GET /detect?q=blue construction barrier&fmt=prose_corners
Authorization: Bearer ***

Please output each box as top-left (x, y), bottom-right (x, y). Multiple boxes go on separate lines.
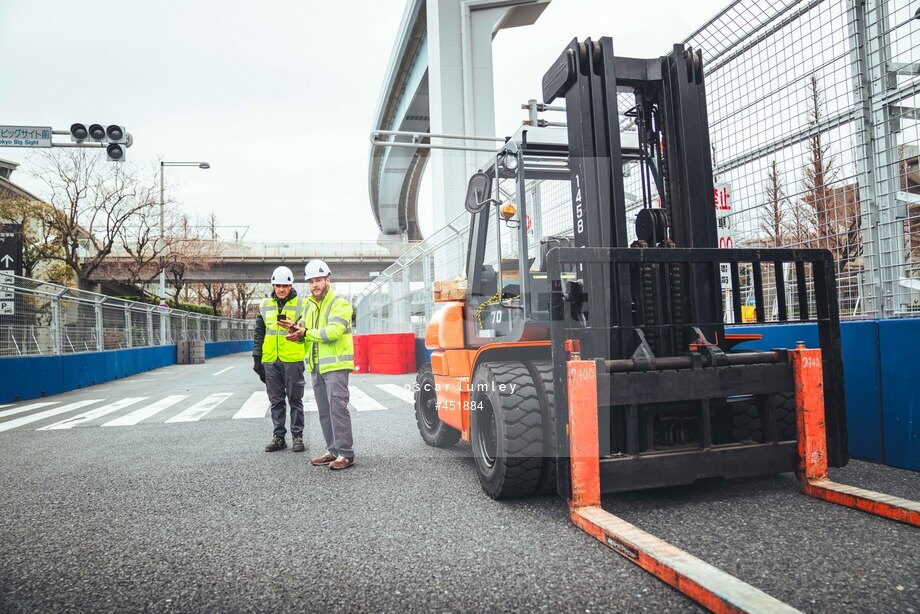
top-left (0, 341), bottom-right (254, 404)
top-left (205, 340), bottom-right (254, 359)
top-left (731, 318), bottom-right (919, 471)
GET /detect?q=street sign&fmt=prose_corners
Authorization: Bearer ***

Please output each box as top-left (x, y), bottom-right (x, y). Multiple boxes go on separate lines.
top-left (714, 183), bottom-right (732, 289)
top-left (157, 301), bottom-right (170, 314)
top-left (0, 126), bottom-right (52, 148)
top-left (0, 224), bottom-right (22, 316)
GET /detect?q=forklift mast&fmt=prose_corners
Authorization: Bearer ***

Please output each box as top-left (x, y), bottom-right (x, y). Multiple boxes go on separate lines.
top-left (544, 37), bottom-right (721, 360)
top-left (540, 37), bottom-right (849, 489)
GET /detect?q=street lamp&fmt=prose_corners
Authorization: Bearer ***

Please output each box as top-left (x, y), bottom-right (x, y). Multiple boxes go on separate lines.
top-left (159, 160), bottom-right (210, 345)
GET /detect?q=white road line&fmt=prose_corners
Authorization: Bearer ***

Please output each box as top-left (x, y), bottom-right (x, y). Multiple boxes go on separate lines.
top-left (166, 393), bottom-right (233, 423)
top-left (233, 391), bottom-right (269, 419)
top-left (103, 395), bottom-right (189, 427)
top-left (349, 387), bottom-right (387, 412)
top-left (213, 367), bottom-right (234, 376)
top-left (0, 404), bottom-right (10, 409)
top-left (376, 384), bottom-right (415, 405)
top-left (0, 401), bottom-right (60, 420)
top-left (0, 400), bottom-right (102, 433)
top-left (304, 393), bottom-right (318, 412)
top-left (39, 398), bottom-right (147, 430)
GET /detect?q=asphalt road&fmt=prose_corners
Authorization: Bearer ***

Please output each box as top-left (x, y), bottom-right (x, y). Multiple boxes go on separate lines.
top-left (0, 352), bottom-right (917, 613)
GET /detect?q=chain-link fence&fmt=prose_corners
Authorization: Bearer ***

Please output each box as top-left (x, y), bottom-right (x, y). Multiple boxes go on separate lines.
top-left (357, 0), bottom-right (920, 331)
top-left (0, 274), bottom-right (254, 357)
top-left (683, 0), bottom-right (920, 318)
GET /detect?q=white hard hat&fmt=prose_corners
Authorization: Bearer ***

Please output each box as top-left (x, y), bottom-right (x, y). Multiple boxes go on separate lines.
top-left (304, 259), bottom-right (331, 281)
top-left (271, 266), bottom-right (295, 285)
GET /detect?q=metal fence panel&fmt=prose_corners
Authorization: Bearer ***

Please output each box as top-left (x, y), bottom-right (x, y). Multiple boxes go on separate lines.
top-left (684, 0), bottom-right (920, 318)
top-left (0, 275), bottom-right (255, 358)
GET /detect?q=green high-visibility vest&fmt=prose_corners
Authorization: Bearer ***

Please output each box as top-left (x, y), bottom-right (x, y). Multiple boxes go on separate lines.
top-left (259, 295), bottom-right (307, 363)
top-left (304, 290), bottom-right (354, 374)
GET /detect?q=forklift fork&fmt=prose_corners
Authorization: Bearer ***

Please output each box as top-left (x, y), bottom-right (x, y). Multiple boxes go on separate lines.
top-left (791, 345), bottom-right (919, 526)
top-left (565, 346), bottom-right (918, 613)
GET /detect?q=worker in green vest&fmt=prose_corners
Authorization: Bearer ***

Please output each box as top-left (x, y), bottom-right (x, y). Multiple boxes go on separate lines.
top-left (285, 259), bottom-right (355, 470)
top-left (253, 266), bottom-right (307, 453)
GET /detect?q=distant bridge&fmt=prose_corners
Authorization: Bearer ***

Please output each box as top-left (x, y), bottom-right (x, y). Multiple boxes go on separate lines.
top-left (91, 241), bottom-right (405, 284)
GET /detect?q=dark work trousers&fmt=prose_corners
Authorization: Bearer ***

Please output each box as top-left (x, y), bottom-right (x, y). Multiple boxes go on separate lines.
top-left (265, 360), bottom-right (305, 439)
top-left (311, 368), bottom-right (353, 458)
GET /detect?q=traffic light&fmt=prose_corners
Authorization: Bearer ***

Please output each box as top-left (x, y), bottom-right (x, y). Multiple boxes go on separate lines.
top-left (70, 123), bottom-right (88, 142)
top-left (88, 124), bottom-right (107, 141)
top-left (105, 125), bottom-right (127, 162)
top-left (68, 122), bottom-right (130, 160)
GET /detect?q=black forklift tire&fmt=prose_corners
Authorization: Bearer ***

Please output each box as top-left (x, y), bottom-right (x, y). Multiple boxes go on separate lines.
top-left (470, 361), bottom-right (545, 499)
top-left (774, 391), bottom-right (798, 441)
top-left (414, 363), bottom-right (461, 448)
top-left (526, 360), bottom-right (558, 495)
top-left (731, 391), bottom-right (797, 443)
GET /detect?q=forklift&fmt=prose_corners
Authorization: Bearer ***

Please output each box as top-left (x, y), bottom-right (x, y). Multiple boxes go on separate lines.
top-left (415, 37), bottom-right (919, 612)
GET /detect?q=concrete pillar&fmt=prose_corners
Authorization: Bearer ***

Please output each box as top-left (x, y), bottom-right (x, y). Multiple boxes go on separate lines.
top-left (428, 0), bottom-right (548, 224)
top-left (427, 0), bottom-right (549, 275)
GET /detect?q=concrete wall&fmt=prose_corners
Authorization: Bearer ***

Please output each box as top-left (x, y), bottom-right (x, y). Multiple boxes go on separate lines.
top-left (0, 341), bottom-right (254, 404)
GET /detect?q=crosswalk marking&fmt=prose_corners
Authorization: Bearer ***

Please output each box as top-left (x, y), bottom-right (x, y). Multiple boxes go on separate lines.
top-left (233, 391), bottom-right (269, 420)
top-left (376, 384), bottom-right (415, 405)
top-left (39, 398), bottom-right (147, 430)
top-left (0, 401), bottom-right (60, 420)
top-left (349, 387), bottom-right (387, 412)
top-left (0, 380), bottom-right (421, 433)
top-left (103, 395), bottom-right (188, 427)
top-left (166, 393), bottom-right (233, 423)
top-left (213, 367), bottom-right (234, 376)
top-left (0, 400), bottom-right (102, 433)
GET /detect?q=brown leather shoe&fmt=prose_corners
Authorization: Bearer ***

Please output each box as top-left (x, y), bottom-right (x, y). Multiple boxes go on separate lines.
top-left (310, 452), bottom-right (337, 466)
top-left (329, 456), bottom-right (355, 471)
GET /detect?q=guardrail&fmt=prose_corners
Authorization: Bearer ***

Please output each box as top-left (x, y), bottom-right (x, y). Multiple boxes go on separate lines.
top-left (107, 240), bottom-right (405, 260)
top-left (0, 274), bottom-right (254, 357)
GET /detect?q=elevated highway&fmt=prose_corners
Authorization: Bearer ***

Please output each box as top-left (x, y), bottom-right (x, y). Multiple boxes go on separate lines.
top-left (368, 0), bottom-right (550, 246)
top-left (91, 241), bottom-right (404, 284)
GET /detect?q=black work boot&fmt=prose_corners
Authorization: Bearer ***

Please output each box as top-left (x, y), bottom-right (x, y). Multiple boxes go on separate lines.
top-left (292, 435), bottom-right (305, 453)
top-left (265, 436), bottom-right (287, 452)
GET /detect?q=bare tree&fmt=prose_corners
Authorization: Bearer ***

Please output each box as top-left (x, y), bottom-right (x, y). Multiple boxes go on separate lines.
top-left (231, 282), bottom-right (260, 318)
top-left (198, 282), bottom-right (231, 316)
top-left (761, 160), bottom-right (788, 248)
top-left (29, 149), bottom-right (158, 289)
top-left (165, 233), bottom-right (214, 304)
top-left (111, 206), bottom-right (191, 293)
top-left (800, 76), bottom-right (863, 270)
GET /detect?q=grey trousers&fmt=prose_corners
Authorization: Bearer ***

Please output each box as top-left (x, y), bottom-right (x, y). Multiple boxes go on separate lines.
top-left (265, 360), bottom-right (305, 438)
top-left (311, 368), bottom-right (353, 458)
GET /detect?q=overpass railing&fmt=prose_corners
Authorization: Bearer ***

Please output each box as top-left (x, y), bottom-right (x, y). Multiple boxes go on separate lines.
top-left (355, 213), bottom-right (470, 336)
top-left (107, 241), bottom-right (395, 260)
top-left (0, 274), bottom-right (254, 357)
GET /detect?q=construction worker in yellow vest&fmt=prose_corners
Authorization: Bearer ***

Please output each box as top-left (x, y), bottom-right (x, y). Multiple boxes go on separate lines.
top-left (253, 266), bottom-right (307, 453)
top-left (285, 259), bottom-right (355, 470)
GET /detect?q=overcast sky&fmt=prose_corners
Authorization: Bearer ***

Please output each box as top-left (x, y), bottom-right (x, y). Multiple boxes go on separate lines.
top-left (0, 0), bottom-right (728, 243)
